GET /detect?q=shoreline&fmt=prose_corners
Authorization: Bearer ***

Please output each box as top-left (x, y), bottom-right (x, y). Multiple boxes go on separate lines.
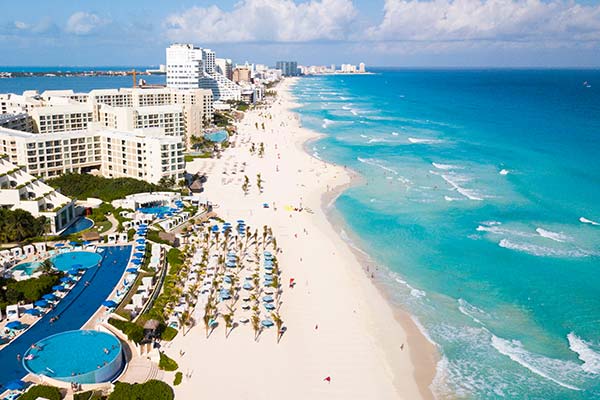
top-left (179, 76), bottom-right (437, 399)
top-left (289, 78), bottom-right (438, 399)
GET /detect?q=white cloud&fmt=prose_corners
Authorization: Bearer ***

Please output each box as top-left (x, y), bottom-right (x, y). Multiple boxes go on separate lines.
top-left (14, 21), bottom-right (29, 30)
top-left (163, 0), bottom-right (357, 43)
top-left (367, 0), bottom-right (600, 45)
top-left (65, 12), bottom-right (109, 35)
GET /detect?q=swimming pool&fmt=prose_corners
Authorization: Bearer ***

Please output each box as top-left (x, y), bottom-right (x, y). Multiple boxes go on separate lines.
top-left (205, 130), bottom-right (228, 143)
top-left (23, 330), bottom-right (123, 384)
top-left (50, 251), bottom-right (102, 272)
top-left (138, 206), bottom-right (176, 218)
top-left (61, 218), bottom-right (94, 236)
top-left (12, 261), bottom-right (42, 276)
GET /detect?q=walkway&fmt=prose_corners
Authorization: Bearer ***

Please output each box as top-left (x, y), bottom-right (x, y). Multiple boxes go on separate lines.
top-left (0, 245), bottom-right (132, 387)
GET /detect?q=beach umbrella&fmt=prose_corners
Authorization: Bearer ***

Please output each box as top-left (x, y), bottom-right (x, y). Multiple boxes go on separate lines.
top-left (135, 246), bottom-right (145, 251)
top-left (54, 243), bottom-right (64, 247)
top-left (42, 294), bottom-right (57, 301)
top-left (223, 276), bottom-right (232, 284)
top-left (237, 219), bottom-right (245, 224)
top-left (102, 300), bottom-right (118, 308)
top-left (34, 300), bottom-right (49, 308)
top-left (211, 225), bottom-right (219, 232)
top-left (264, 265), bottom-right (274, 271)
top-left (5, 321), bottom-right (22, 330)
top-left (69, 241), bottom-right (79, 246)
top-left (262, 295), bottom-right (274, 303)
top-left (264, 303), bottom-right (275, 311)
top-left (83, 240), bottom-right (91, 245)
top-left (4, 380), bottom-right (25, 391)
top-left (24, 308), bottom-right (41, 316)
top-left (67, 269), bottom-right (79, 276)
top-left (52, 285), bottom-right (64, 291)
top-left (139, 224), bottom-right (148, 228)
top-left (264, 251), bottom-right (272, 257)
top-left (72, 264), bottom-right (82, 269)
top-left (243, 283), bottom-right (253, 290)
top-left (133, 252), bottom-right (144, 258)
top-left (131, 259), bottom-right (142, 265)
top-left (126, 267), bottom-right (138, 273)
top-left (59, 276), bottom-right (73, 283)
top-left (261, 319), bottom-right (274, 327)
top-left (136, 238), bottom-right (146, 244)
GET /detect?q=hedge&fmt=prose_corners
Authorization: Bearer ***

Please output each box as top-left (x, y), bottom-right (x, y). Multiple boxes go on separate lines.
top-left (173, 371), bottom-right (183, 386)
top-left (108, 317), bottom-right (144, 344)
top-left (19, 385), bottom-right (61, 400)
top-left (109, 380), bottom-right (174, 400)
top-left (158, 352), bottom-right (179, 371)
top-left (161, 326), bottom-right (178, 341)
top-left (74, 390), bottom-right (103, 400)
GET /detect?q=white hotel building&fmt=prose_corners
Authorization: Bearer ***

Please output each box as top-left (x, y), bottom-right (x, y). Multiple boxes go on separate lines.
top-left (0, 155), bottom-right (75, 234)
top-left (166, 43), bottom-right (241, 101)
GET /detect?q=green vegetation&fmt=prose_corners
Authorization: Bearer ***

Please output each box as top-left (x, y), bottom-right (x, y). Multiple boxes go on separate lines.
top-left (108, 318), bottom-right (144, 344)
top-left (0, 208), bottom-right (47, 243)
top-left (166, 248), bottom-right (183, 271)
top-left (146, 230), bottom-right (172, 246)
top-left (19, 385), bottom-right (61, 400)
top-left (0, 272), bottom-right (62, 311)
top-left (109, 380), bottom-right (174, 400)
top-left (46, 173), bottom-right (171, 202)
top-left (158, 351), bottom-right (179, 371)
top-left (184, 153), bottom-right (212, 162)
top-left (173, 371), bottom-right (183, 386)
top-left (74, 391), bottom-right (103, 400)
top-left (161, 326), bottom-right (178, 341)
top-left (213, 111), bottom-right (233, 127)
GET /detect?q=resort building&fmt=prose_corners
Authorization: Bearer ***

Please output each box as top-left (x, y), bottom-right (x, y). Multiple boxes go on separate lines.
top-left (98, 104), bottom-right (186, 137)
top-left (215, 58), bottom-right (233, 81)
top-left (0, 113), bottom-right (33, 132)
top-left (166, 43), bottom-right (241, 101)
top-left (0, 125), bottom-right (184, 184)
top-left (276, 61), bottom-right (299, 77)
top-left (30, 103), bottom-right (94, 133)
top-left (233, 67), bottom-right (252, 83)
top-left (0, 155), bottom-right (75, 233)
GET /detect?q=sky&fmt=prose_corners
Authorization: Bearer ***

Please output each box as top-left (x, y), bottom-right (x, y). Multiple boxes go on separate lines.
top-left (1, 0), bottom-right (600, 67)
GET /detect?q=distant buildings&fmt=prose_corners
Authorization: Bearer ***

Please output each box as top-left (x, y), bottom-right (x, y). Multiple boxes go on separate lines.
top-left (232, 67), bottom-right (251, 83)
top-left (0, 155), bottom-right (75, 233)
top-left (215, 58), bottom-right (233, 81)
top-left (299, 63), bottom-right (368, 75)
top-left (276, 61), bottom-right (299, 77)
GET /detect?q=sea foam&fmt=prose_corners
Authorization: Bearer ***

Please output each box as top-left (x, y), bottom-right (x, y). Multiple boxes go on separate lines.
top-left (409, 137), bottom-right (443, 144)
top-left (357, 157), bottom-right (398, 175)
top-left (498, 239), bottom-right (592, 258)
top-left (567, 332), bottom-right (600, 374)
top-left (580, 217), bottom-right (600, 226)
top-left (535, 228), bottom-right (571, 243)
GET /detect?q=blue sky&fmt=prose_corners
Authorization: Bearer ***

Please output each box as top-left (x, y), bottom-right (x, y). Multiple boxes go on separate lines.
top-left (1, 0), bottom-right (600, 67)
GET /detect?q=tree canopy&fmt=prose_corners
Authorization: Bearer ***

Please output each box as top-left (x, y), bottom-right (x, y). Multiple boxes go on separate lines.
top-left (0, 208), bottom-right (46, 243)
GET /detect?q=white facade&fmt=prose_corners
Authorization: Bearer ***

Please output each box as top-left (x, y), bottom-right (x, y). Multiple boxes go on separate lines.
top-left (0, 126), bottom-right (184, 184)
top-left (0, 156), bottom-right (75, 233)
top-left (166, 44), bottom-right (241, 101)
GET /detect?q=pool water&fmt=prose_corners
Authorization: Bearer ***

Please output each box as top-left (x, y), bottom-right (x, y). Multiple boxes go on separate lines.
top-left (23, 330), bottom-right (123, 383)
top-left (12, 261), bottom-right (42, 276)
top-left (61, 218), bottom-right (94, 236)
top-left (205, 130), bottom-right (228, 143)
top-left (50, 251), bottom-right (102, 272)
top-left (138, 206), bottom-right (176, 218)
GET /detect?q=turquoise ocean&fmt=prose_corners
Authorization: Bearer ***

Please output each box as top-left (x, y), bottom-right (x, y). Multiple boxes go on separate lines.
top-left (292, 69), bottom-right (600, 399)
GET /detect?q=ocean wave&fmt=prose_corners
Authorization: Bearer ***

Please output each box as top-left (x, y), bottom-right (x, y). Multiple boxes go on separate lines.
top-left (431, 170), bottom-right (484, 201)
top-left (367, 137), bottom-right (389, 143)
top-left (498, 239), bottom-right (593, 258)
top-left (567, 332), bottom-right (600, 374)
top-left (408, 137), bottom-right (443, 144)
top-left (491, 335), bottom-right (582, 391)
top-left (350, 109), bottom-right (358, 116)
top-left (536, 227), bottom-right (571, 243)
top-left (391, 132), bottom-right (399, 136)
top-left (476, 225), bottom-right (536, 238)
top-left (322, 118), bottom-right (332, 129)
top-left (432, 162), bottom-right (462, 170)
top-left (580, 217), bottom-right (600, 226)
top-left (500, 169), bottom-right (510, 175)
top-left (444, 196), bottom-right (461, 202)
top-left (458, 298), bottom-right (488, 325)
top-left (357, 157), bottom-right (398, 175)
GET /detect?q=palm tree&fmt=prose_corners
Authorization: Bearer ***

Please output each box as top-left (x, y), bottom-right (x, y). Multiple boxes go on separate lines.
top-left (271, 312), bottom-right (284, 343)
top-left (222, 312), bottom-right (233, 338)
top-left (251, 313), bottom-right (261, 341)
top-left (179, 310), bottom-right (192, 336)
top-left (37, 258), bottom-right (55, 275)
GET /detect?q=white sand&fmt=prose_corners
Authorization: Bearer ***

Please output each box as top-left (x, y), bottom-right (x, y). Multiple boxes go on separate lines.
top-left (170, 78), bottom-right (436, 399)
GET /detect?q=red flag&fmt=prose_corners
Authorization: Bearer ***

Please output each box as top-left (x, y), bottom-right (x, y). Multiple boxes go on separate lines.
top-left (324, 376), bottom-right (331, 383)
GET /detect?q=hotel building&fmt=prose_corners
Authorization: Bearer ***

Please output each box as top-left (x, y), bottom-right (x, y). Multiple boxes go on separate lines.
top-left (0, 155), bottom-right (75, 234)
top-left (276, 61), bottom-right (299, 77)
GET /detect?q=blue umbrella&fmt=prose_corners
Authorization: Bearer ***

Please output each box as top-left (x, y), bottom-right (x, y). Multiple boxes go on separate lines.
top-left (264, 265), bottom-right (274, 271)
top-left (139, 223), bottom-right (148, 228)
top-left (72, 264), bottom-right (82, 269)
top-left (42, 294), bottom-right (57, 301)
top-left (83, 240), bottom-right (91, 245)
top-left (261, 319), bottom-right (274, 327)
top-left (131, 259), bottom-right (142, 265)
top-left (264, 303), bottom-right (275, 311)
top-left (5, 321), bottom-right (22, 330)
top-left (54, 243), bottom-right (65, 247)
top-left (24, 308), bottom-right (41, 316)
top-left (262, 295), bottom-right (274, 303)
top-left (52, 285), bottom-right (64, 291)
top-left (4, 380), bottom-right (25, 391)
top-left (211, 225), bottom-right (219, 232)
top-left (102, 300), bottom-right (118, 308)
top-left (237, 219), bottom-right (245, 223)
top-left (134, 252), bottom-right (144, 257)
top-left (126, 267), bottom-right (138, 273)
top-left (59, 276), bottom-right (73, 283)
top-left (34, 300), bottom-right (49, 308)
top-left (68, 269), bottom-right (79, 276)
top-left (135, 246), bottom-right (145, 251)
top-left (243, 282), bottom-right (253, 290)
top-left (223, 276), bottom-right (232, 284)
top-left (69, 241), bottom-right (79, 246)
top-left (136, 238), bottom-right (146, 244)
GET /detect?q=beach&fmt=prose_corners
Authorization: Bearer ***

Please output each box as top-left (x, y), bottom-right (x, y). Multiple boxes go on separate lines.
top-left (173, 77), bottom-right (437, 399)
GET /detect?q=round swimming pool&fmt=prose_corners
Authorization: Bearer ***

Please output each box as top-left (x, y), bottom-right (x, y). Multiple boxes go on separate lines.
top-left (50, 251), bottom-right (102, 272)
top-left (61, 217), bottom-right (94, 236)
top-left (205, 130), bottom-right (228, 143)
top-left (23, 330), bottom-right (124, 384)
top-left (138, 205), bottom-right (177, 218)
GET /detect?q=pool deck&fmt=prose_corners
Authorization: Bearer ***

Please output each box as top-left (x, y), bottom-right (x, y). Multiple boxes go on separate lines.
top-left (0, 245), bottom-right (132, 388)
